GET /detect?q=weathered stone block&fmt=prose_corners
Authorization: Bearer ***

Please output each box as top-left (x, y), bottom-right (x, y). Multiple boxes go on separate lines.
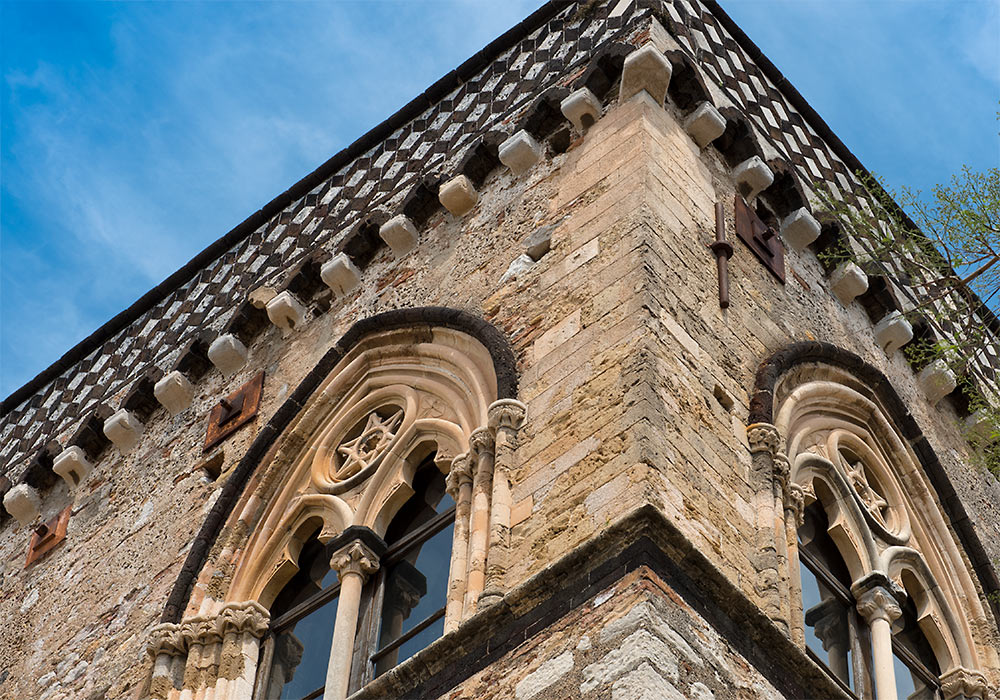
top-left (873, 311), bottom-right (913, 354)
top-left (965, 409), bottom-right (996, 440)
top-left (499, 130), bottom-right (544, 176)
top-left (779, 207), bottom-right (821, 251)
top-left (265, 290), bottom-right (307, 333)
top-left (561, 87), bottom-right (602, 131)
top-left (439, 175), bottom-right (479, 217)
top-left (154, 371), bottom-right (195, 416)
top-left (3, 483), bottom-right (41, 526)
top-left (683, 102), bottom-right (726, 148)
top-left (208, 334), bottom-right (249, 376)
top-left (620, 44), bottom-right (672, 104)
top-left (321, 253), bottom-right (361, 296)
top-left (501, 254), bottom-right (535, 283)
top-left (104, 409), bottom-right (144, 453)
top-left (917, 359), bottom-right (957, 405)
top-left (379, 215), bottom-right (418, 257)
top-left (53, 446), bottom-right (93, 490)
top-left (523, 224), bottom-right (554, 261)
top-left (732, 156), bottom-right (773, 201)
top-left (829, 262), bottom-right (869, 306)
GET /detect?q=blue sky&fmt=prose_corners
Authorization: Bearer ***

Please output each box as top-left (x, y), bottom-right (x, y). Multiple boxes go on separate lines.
top-left (1, 0), bottom-right (998, 399)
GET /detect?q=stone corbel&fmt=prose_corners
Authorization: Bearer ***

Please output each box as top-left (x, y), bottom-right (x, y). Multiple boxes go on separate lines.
top-left (939, 667), bottom-right (990, 700)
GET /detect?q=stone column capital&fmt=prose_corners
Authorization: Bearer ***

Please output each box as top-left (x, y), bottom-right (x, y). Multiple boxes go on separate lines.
top-left (853, 583), bottom-right (902, 626)
top-left (786, 482), bottom-right (807, 526)
top-left (469, 427), bottom-right (495, 457)
top-left (218, 600), bottom-right (270, 638)
top-left (147, 622), bottom-right (187, 658)
top-left (445, 452), bottom-right (473, 498)
top-left (180, 615), bottom-right (222, 647)
top-left (488, 399), bottom-right (527, 433)
top-left (939, 666), bottom-right (990, 700)
top-left (330, 539), bottom-right (381, 583)
top-left (746, 422), bottom-right (781, 456)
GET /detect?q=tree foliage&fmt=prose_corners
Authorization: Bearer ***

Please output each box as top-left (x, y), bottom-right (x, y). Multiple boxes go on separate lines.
top-left (816, 166), bottom-right (1000, 475)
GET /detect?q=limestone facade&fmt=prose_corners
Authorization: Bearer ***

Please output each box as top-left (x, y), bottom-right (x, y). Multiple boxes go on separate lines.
top-left (1, 3), bottom-right (999, 700)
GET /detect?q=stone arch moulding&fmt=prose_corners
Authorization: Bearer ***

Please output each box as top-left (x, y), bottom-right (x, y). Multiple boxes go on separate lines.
top-left (748, 341), bottom-right (999, 687)
top-left (159, 307), bottom-right (517, 625)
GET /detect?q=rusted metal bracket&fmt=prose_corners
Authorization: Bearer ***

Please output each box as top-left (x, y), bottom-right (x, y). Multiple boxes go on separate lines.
top-left (709, 201), bottom-right (734, 308)
top-left (734, 195), bottom-right (785, 284)
top-left (25, 506), bottom-right (71, 567)
top-left (204, 371), bottom-right (264, 452)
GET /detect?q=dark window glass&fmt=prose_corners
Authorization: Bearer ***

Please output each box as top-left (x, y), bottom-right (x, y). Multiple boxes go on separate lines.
top-left (369, 460), bottom-right (455, 679)
top-left (265, 536), bottom-right (340, 700)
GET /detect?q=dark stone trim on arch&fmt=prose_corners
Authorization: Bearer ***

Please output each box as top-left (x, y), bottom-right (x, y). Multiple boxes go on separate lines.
top-left (750, 341), bottom-right (1000, 625)
top-left (161, 307), bottom-right (517, 623)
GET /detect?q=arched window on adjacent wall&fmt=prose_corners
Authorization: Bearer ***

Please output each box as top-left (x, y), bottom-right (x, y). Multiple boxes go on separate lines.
top-left (751, 360), bottom-right (996, 700)
top-left (145, 314), bottom-right (525, 700)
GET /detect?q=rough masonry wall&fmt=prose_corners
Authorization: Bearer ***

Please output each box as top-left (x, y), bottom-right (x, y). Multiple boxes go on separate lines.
top-left (448, 567), bottom-right (788, 700)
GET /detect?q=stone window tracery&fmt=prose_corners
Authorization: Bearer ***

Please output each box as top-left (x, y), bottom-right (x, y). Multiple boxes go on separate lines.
top-left (748, 367), bottom-right (994, 700)
top-left (145, 324), bottom-right (525, 700)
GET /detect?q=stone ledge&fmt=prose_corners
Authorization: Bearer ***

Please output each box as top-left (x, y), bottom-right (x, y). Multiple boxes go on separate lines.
top-left (348, 504), bottom-right (848, 700)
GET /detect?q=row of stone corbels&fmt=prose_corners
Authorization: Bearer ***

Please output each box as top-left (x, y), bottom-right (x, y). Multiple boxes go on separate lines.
top-left (0, 43), bottom-right (606, 530)
top-left (745, 422), bottom-right (993, 700)
top-left (146, 600), bottom-right (270, 700)
top-left (626, 40), bottom-right (965, 411)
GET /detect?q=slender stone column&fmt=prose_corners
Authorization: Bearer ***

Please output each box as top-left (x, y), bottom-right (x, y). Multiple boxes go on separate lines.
top-left (147, 623), bottom-right (187, 700)
top-left (444, 453), bottom-right (473, 632)
top-left (480, 400), bottom-right (526, 608)
top-left (464, 428), bottom-right (495, 616)
top-left (746, 423), bottom-right (785, 629)
top-left (179, 617), bottom-right (221, 700)
top-left (784, 480), bottom-right (808, 646)
top-left (215, 601), bottom-right (270, 700)
top-left (325, 529), bottom-right (385, 700)
top-left (853, 577), bottom-right (902, 700)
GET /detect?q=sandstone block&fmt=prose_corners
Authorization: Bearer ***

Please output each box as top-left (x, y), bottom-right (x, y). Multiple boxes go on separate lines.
top-left (53, 446), bottom-right (94, 490)
top-left (779, 207), bottom-right (821, 251)
top-left (561, 87), bottom-right (602, 131)
top-left (917, 359), bottom-right (957, 405)
top-left (620, 44), bottom-right (672, 104)
top-left (873, 311), bottom-right (913, 354)
top-left (3, 483), bottom-right (41, 526)
top-left (379, 215), bottom-right (418, 257)
top-left (683, 102), bottom-right (726, 148)
top-left (515, 651), bottom-right (574, 700)
top-left (154, 371), bottom-right (195, 416)
top-left (499, 130), bottom-right (544, 176)
top-left (208, 334), bottom-right (249, 376)
top-left (104, 409), bottom-right (144, 453)
top-left (265, 290), bottom-right (307, 333)
top-left (732, 156), bottom-right (773, 201)
top-left (439, 174), bottom-right (479, 216)
top-left (321, 253), bottom-right (361, 296)
top-left (829, 262), bottom-right (868, 305)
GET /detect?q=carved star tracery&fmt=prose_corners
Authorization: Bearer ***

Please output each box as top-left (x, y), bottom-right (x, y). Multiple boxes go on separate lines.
top-left (335, 410), bottom-right (403, 480)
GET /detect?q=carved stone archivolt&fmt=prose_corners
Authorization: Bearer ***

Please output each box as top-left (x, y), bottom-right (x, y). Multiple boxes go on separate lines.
top-left (770, 370), bottom-right (993, 689)
top-left (154, 328), bottom-right (528, 700)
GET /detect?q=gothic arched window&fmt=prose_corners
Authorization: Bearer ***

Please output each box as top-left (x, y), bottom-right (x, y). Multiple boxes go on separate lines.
top-left (761, 365), bottom-right (994, 700)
